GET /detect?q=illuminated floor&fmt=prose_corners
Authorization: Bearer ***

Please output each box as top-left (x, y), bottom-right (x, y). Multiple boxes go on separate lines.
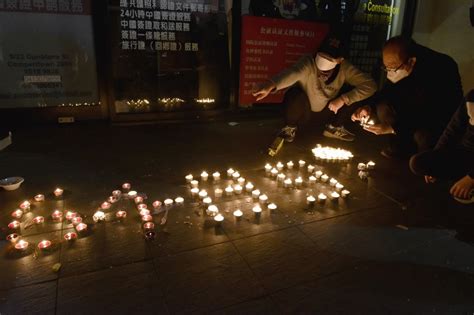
top-left (1, 119), bottom-right (473, 314)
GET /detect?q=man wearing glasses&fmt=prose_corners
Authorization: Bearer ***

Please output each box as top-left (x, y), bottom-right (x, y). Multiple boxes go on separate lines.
top-left (352, 36), bottom-right (464, 158)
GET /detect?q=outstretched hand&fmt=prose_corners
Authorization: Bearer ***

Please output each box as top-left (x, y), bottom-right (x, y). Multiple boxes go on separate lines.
top-left (363, 123), bottom-right (395, 135)
top-left (252, 81), bottom-right (276, 101)
top-left (450, 175), bottom-right (474, 200)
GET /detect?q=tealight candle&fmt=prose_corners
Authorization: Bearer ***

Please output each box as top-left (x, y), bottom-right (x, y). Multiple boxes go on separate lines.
top-left (308, 176), bottom-right (317, 184)
top-left (93, 210), bottom-right (106, 222)
top-left (108, 196), bottom-right (118, 204)
top-left (287, 161), bottom-right (294, 169)
top-left (233, 209), bottom-right (243, 219)
top-left (15, 240), bottom-right (29, 251)
top-left (265, 163), bottom-right (272, 174)
top-left (101, 202), bottom-right (111, 210)
top-left (315, 170), bottom-right (323, 179)
top-left (34, 194), bottom-right (45, 202)
top-left (71, 217), bottom-right (83, 225)
top-left (233, 185), bottom-right (241, 194)
top-left (245, 182), bottom-right (254, 192)
top-left (201, 171), bottom-right (209, 181)
top-left (153, 200), bottom-right (162, 209)
top-left (307, 164), bottom-right (315, 173)
top-left (11, 209), bottom-right (23, 219)
top-left (137, 203), bottom-right (148, 210)
top-left (283, 178), bottom-right (293, 188)
top-left (75, 223), bottom-right (88, 232)
top-left (321, 174), bottom-right (329, 182)
top-left (214, 188), bottom-right (223, 198)
top-left (6, 233), bottom-right (19, 243)
top-left (367, 161), bottom-right (376, 170)
top-left (214, 213), bottom-right (224, 225)
top-left (307, 195), bottom-right (316, 206)
top-left (128, 190), bottom-right (138, 198)
top-left (227, 168), bottom-right (235, 178)
top-left (330, 191), bottom-right (340, 200)
top-left (276, 162), bottom-right (284, 171)
top-left (268, 203), bottom-right (277, 211)
top-left (295, 177), bottom-right (303, 188)
top-left (299, 160), bottom-right (306, 168)
top-left (175, 197), bottom-right (184, 204)
top-left (19, 201), bottom-right (30, 211)
top-left (51, 210), bottom-right (63, 221)
top-left (190, 180), bottom-right (199, 188)
top-left (259, 194), bottom-right (268, 204)
top-left (185, 174), bottom-right (193, 183)
top-left (212, 172), bottom-right (220, 181)
top-left (335, 183), bottom-right (344, 191)
top-left (271, 168), bottom-right (278, 177)
top-left (206, 205), bottom-right (219, 217)
top-left (139, 209), bottom-right (150, 216)
top-left (252, 189), bottom-right (261, 199)
top-left (252, 205), bottom-right (262, 215)
top-left (141, 214), bottom-right (152, 222)
top-left (54, 188), bottom-right (64, 197)
top-left (8, 221), bottom-right (20, 229)
top-left (358, 170), bottom-right (368, 180)
top-left (64, 232), bottom-right (77, 241)
top-left (164, 198), bottom-right (174, 206)
top-left (357, 163), bottom-right (367, 171)
top-left (37, 240), bottom-right (51, 250)
top-left (198, 190), bottom-right (208, 199)
top-left (329, 178), bottom-right (338, 187)
top-left (341, 189), bottom-right (351, 198)
top-left (143, 222), bottom-right (155, 230)
top-left (225, 185), bottom-right (234, 196)
top-left (33, 216), bottom-right (45, 224)
top-left (190, 187), bottom-right (200, 197)
top-left (134, 196), bottom-right (144, 204)
top-left (65, 211), bottom-right (77, 220)
top-left (203, 197), bottom-right (212, 207)
top-left (116, 210), bottom-right (127, 219)
top-left (237, 177), bottom-right (245, 185)
top-left (122, 183), bottom-right (131, 191)
top-left (112, 190), bottom-right (122, 197)
top-left (318, 193), bottom-right (327, 203)
top-left (277, 173), bottom-right (286, 182)
top-left (232, 172), bottom-right (240, 180)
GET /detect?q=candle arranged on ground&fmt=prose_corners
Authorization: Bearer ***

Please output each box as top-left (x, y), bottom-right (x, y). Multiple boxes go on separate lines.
top-left (54, 188), bottom-right (64, 197)
top-left (201, 171), bottom-right (209, 181)
top-left (271, 168), bottom-right (278, 177)
top-left (164, 198), bottom-right (174, 206)
top-left (198, 190), bottom-right (208, 199)
top-left (137, 203), bottom-right (148, 210)
top-left (108, 196), bottom-right (118, 204)
top-left (227, 168), bottom-right (235, 178)
top-left (65, 211), bottom-right (77, 220)
top-left (284, 178), bottom-right (293, 188)
top-left (307, 165), bottom-right (315, 173)
top-left (152, 200), bottom-right (162, 209)
top-left (37, 240), bottom-right (51, 250)
top-left (6, 233), bottom-right (19, 243)
top-left (367, 161), bottom-right (376, 170)
top-left (232, 172), bottom-right (241, 180)
top-left (101, 202), bottom-right (111, 210)
top-left (112, 190), bottom-right (122, 197)
top-left (295, 177), bottom-right (303, 188)
top-left (71, 217), bottom-right (83, 225)
top-left (134, 196), bottom-right (144, 204)
top-left (335, 183), bottom-right (344, 191)
top-left (116, 210), bottom-right (127, 219)
top-left (11, 209), bottom-right (23, 219)
top-left (329, 178), bottom-right (338, 187)
top-left (315, 170), bottom-right (323, 179)
top-left (139, 209), bottom-right (150, 216)
top-left (312, 144), bottom-right (354, 162)
top-left (190, 180), bottom-right (199, 188)
top-left (252, 189), bottom-right (261, 198)
top-left (276, 162), bottom-right (284, 171)
top-left (76, 223), bottom-right (88, 232)
top-left (259, 194), bottom-right (268, 204)
top-left (268, 203), bottom-right (277, 211)
top-left (318, 193), bottom-right (327, 203)
top-left (175, 197), bottom-right (184, 204)
top-left (225, 185), bottom-right (234, 196)
top-left (265, 163), bottom-right (272, 174)
top-left (309, 176), bottom-right (317, 184)
top-left (245, 182), bottom-right (254, 192)
top-left (33, 216), bottom-right (45, 224)
top-left (8, 220), bottom-right (20, 229)
top-left (64, 232), bottom-right (77, 241)
top-left (206, 205), bottom-right (219, 217)
top-left (214, 188), bottom-right (223, 198)
top-left (212, 172), bottom-right (220, 181)
top-left (307, 195), bottom-right (316, 206)
top-left (190, 187), bottom-right (199, 197)
top-left (15, 240), bottom-right (29, 251)
top-left (51, 210), bottom-right (63, 221)
top-left (233, 209), bottom-right (243, 219)
top-left (234, 185), bottom-right (243, 194)
top-left (19, 201), bottom-right (30, 211)
top-left (141, 214), bottom-right (153, 222)
top-left (203, 197), bottom-right (212, 207)
top-left (287, 161), bottom-right (294, 169)
top-left (358, 163), bottom-right (367, 171)
top-left (34, 194), bottom-right (45, 202)
top-left (185, 174), bottom-right (193, 183)
top-left (299, 160), bottom-right (306, 168)
top-left (321, 174), bottom-right (329, 182)
top-left (237, 177), bottom-right (245, 185)
top-left (128, 191), bottom-right (138, 198)
top-left (330, 191), bottom-right (340, 200)
top-left (277, 173), bottom-right (286, 182)
top-left (214, 214), bottom-right (224, 224)
top-left (93, 210), bottom-right (106, 222)
top-left (341, 189), bottom-right (351, 198)
top-left (252, 205), bottom-right (262, 215)
top-left (143, 222), bottom-right (155, 230)
top-left (122, 183), bottom-right (131, 191)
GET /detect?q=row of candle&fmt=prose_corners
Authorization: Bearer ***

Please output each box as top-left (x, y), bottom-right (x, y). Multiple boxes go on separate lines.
top-left (312, 144), bottom-right (354, 162)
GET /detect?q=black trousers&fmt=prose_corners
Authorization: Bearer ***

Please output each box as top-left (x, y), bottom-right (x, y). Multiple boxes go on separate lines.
top-left (283, 86), bottom-right (357, 129)
top-left (409, 147), bottom-right (474, 180)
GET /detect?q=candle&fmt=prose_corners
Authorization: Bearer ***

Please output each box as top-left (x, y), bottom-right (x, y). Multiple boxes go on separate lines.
top-left (19, 201), bottom-right (30, 211)
top-left (143, 222), bottom-right (155, 230)
top-left (357, 163), bottom-right (367, 171)
top-left (15, 240), bottom-right (29, 251)
top-left (233, 209), bottom-right (243, 219)
top-left (299, 160), bottom-right (306, 168)
top-left (11, 209), bottom-right (23, 219)
top-left (283, 178), bottom-right (293, 188)
top-left (51, 210), bottom-right (63, 221)
top-left (128, 190), bottom-right (138, 198)
top-left (54, 188), bottom-right (64, 197)
top-left (203, 197), bottom-right (212, 207)
top-left (225, 185), bottom-right (234, 196)
top-left (214, 213), bottom-right (224, 225)
top-left (190, 187), bottom-right (200, 197)
top-left (8, 221), bottom-right (20, 229)
top-left (164, 198), bottom-right (174, 206)
top-left (108, 196), bottom-right (118, 204)
top-left (237, 177), bottom-right (246, 185)
top-left (321, 174), bottom-right (329, 182)
top-left (122, 183), bottom-right (131, 191)
top-left (335, 183), bottom-right (344, 191)
top-left (264, 163), bottom-right (272, 174)
top-left (308, 176), bottom-right (317, 184)
top-left (307, 195), bottom-right (316, 206)
top-left (175, 197), bottom-right (184, 204)
top-left (116, 210), bottom-right (127, 219)
top-left (245, 182), bottom-right (254, 192)
top-left (206, 205), bottom-right (219, 217)
top-left (318, 193), bottom-right (327, 203)
top-left (315, 170), bottom-right (323, 179)
top-left (286, 161), bottom-right (294, 169)
top-left (145, 230), bottom-right (156, 240)
top-left (185, 174), bottom-right (193, 183)
top-left (134, 196), bottom-right (144, 204)
top-left (152, 200), bottom-right (162, 209)
top-left (367, 161), bottom-right (376, 170)
top-left (234, 184), bottom-right (243, 194)
top-left (259, 194), bottom-right (268, 204)
top-left (341, 189), bottom-right (351, 198)
top-left (198, 190), bottom-right (208, 199)
top-left (268, 203), bottom-right (277, 211)
top-left (137, 203), bottom-right (148, 210)
top-left (101, 202), bottom-right (111, 210)
top-left (232, 172), bottom-right (240, 180)
top-left (214, 188), bottom-right (223, 198)
top-left (295, 177), bottom-right (303, 188)
top-left (312, 145), bottom-right (353, 162)
top-left (76, 223), bottom-right (88, 232)
top-left (6, 233), bottom-right (19, 243)
top-left (330, 191), bottom-right (340, 200)
top-left (201, 171), bottom-right (209, 181)
top-left (329, 178), bottom-right (338, 187)
top-left (141, 214), bottom-right (153, 222)
top-left (139, 209), bottom-right (150, 216)
top-left (252, 189), bottom-right (261, 199)
top-left (64, 232), bottom-right (77, 241)
top-left (190, 180), bottom-right (199, 188)
top-left (93, 210), bottom-right (106, 222)
top-left (277, 173), bottom-right (286, 182)
top-left (112, 190), bottom-right (122, 197)
top-left (252, 205), bottom-right (262, 215)
top-left (34, 194), bottom-right (45, 202)
top-left (65, 211), bottom-right (77, 221)
top-left (307, 164), bottom-right (315, 173)
top-left (71, 217), bottom-right (83, 225)
top-left (276, 162), bottom-right (284, 171)
top-left (227, 168), bottom-right (235, 178)
top-left (33, 216), bottom-right (45, 224)
top-left (358, 171), bottom-right (368, 180)
top-left (37, 240), bottom-right (52, 250)
top-left (212, 172), bottom-right (220, 181)
top-left (270, 168), bottom-right (278, 177)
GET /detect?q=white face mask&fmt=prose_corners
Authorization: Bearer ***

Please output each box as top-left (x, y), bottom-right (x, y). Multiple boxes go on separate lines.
top-left (315, 54), bottom-right (337, 71)
top-left (386, 68), bottom-right (410, 83)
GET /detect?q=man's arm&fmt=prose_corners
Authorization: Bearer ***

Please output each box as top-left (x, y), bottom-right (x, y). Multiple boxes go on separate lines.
top-left (434, 101), bottom-right (468, 150)
top-left (271, 55), bottom-right (313, 91)
top-left (339, 61), bottom-right (377, 105)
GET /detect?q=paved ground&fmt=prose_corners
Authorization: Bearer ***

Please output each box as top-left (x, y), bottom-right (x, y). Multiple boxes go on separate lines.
top-left (0, 117), bottom-right (473, 314)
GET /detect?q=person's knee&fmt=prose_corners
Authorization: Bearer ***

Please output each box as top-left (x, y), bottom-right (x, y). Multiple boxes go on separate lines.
top-left (409, 151), bottom-right (430, 175)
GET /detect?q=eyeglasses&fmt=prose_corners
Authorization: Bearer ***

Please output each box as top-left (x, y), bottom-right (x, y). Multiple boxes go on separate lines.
top-left (381, 61), bottom-right (405, 73)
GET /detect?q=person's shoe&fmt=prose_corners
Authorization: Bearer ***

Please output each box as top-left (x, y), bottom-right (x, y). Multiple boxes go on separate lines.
top-left (277, 125), bottom-right (297, 143)
top-left (323, 124), bottom-right (355, 142)
top-left (453, 190), bottom-right (474, 204)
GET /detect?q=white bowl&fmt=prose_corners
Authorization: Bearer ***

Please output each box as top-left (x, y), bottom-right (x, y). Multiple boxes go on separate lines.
top-left (0, 177), bottom-right (24, 191)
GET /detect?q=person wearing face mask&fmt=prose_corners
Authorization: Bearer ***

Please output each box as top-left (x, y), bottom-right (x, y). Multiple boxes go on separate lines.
top-left (352, 36), bottom-right (464, 158)
top-left (252, 33), bottom-right (377, 143)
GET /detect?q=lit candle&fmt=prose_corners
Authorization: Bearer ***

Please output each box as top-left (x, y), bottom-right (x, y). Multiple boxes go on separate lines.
top-left (283, 178), bottom-right (293, 188)
top-left (358, 170), bottom-right (368, 180)
top-left (234, 184), bottom-right (243, 194)
top-left (64, 232), bottom-right (77, 241)
top-left (341, 189), bottom-right (351, 198)
top-left (335, 183), bottom-right (344, 191)
top-left (265, 163), bottom-right (272, 174)
top-left (307, 164), bottom-right (315, 173)
top-left (233, 209), bottom-right (243, 219)
top-left (33, 216), bottom-right (45, 224)
top-left (139, 209), bottom-right (150, 216)
top-left (11, 209), bottom-right (23, 219)
top-left (198, 190), bottom-right (208, 199)
top-left (15, 240), bottom-right (29, 251)
top-left (315, 170), bottom-right (323, 179)
top-left (271, 168), bottom-right (278, 177)
top-left (6, 233), bottom-right (19, 243)
top-left (212, 172), bottom-right (220, 181)
top-left (143, 222), bottom-right (155, 230)
top-left (108, 196), bottom-right (118, 204)
top-left (252, 189), bottom-right (261, 199)
top-left (112, 190), bottom-right (122, 197)
top-left (318, 193), bottom-right (327, 203)
top-left (237, 177), bottom-right (246, 185)
top-left (214, 213), bottom-right (224, 225)
top-left (357, 163), bottom-right (367, 171)
top-left (329, 178), bottom-right (338, 187)
top-left (122, 183), bottom-right (131, 191)
top-left (295, 177), bottom-right (303, 188)
top-left (51, 210), bottom-right (63, 221)
top-left (245, 182), bottom-right (254, 192)
top-left (75, 223), bottom-right (88, 232)
top-left (277, 173), bottom-right (286, 182)
top-left (252, 205), bottom-right (262, 215)
top-left (203, 197), bottom-right (212, 207)
top-left (93, 210), bottom-right (106, 222)
top-left (214, 188), bottom-right (223, 198)
top-left (190, 180), bottom-right (199, 188)
top-left (8, 221), bottom-right (20, 229)
top-left (201, 171), bottom-right (209, 181)
top-left (128, 190), bottom-right (138, 198)
top-left (164, 198), bottom-right (174, 206)
top-left (153, 200), bottom-right (162, 209)
top-left (286, 161), bottom-right (294, 169)
top-left (65, 211), bottom-right (77, 221)
top-left (259, 194), bottom-right (268, 204)
top-left (101, 202), bottom-right (111, 210)
top-left (321, 174), bottom-right (329, 182)
top-left (19, 201), bottom-right (30, 211)
top-left (268, 203), bottom-right (277, 211)
top-left (37, 240), bottom-right (52, 250)
top-left (312, 145), bottom-right (354, 162)
top-left (190, 187), bottom-right (200, 197)
top-left (54, 188), bottom-right (64, 197)
top-left (308, 176), bottom-right (317, 184)
top-left (227, 168), bottom-right (235, 178)
top-left (299, 160), bottom-right (306, 168)
top-left (225, 185), bottom-right (234, 196)
top-left (232, 171), bottom-right (241, 180)
top-left (307, 195), bottom-right (316, 206)
top-left (137, 203), bottom-right (148, 210)
top-left (34, 194), bottom-right (45, 202)
top-left (367, 161), bottom-right (376, 170)
top-left (185, 174), bottom-right (193, 183)
top-left (134, 196), bottom-right (144, 204)
top-left (276, 162), bottom-right (284, 171)
top-left (141, 214), bottom-right (152, 222)
top-left (330, 191), bottom-right (340, 200)
top-left (206, 205), bottom-right (219, 217)
top-left (71, 217), bottom-right (83, 225)
top-left (175, 196), bottom-right (184, 204)
top-left (116, 210), bottom-right (127, 219)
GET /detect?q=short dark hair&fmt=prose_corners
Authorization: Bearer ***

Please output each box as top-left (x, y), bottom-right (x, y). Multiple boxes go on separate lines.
top-left (318, 32), bottom-right (345, 59)
top-left (383, 36), bottom-right (416, 60)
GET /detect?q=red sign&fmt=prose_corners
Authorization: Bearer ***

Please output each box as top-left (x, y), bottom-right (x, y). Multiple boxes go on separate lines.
top-left (239, 15), bottom-right (329, 104)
